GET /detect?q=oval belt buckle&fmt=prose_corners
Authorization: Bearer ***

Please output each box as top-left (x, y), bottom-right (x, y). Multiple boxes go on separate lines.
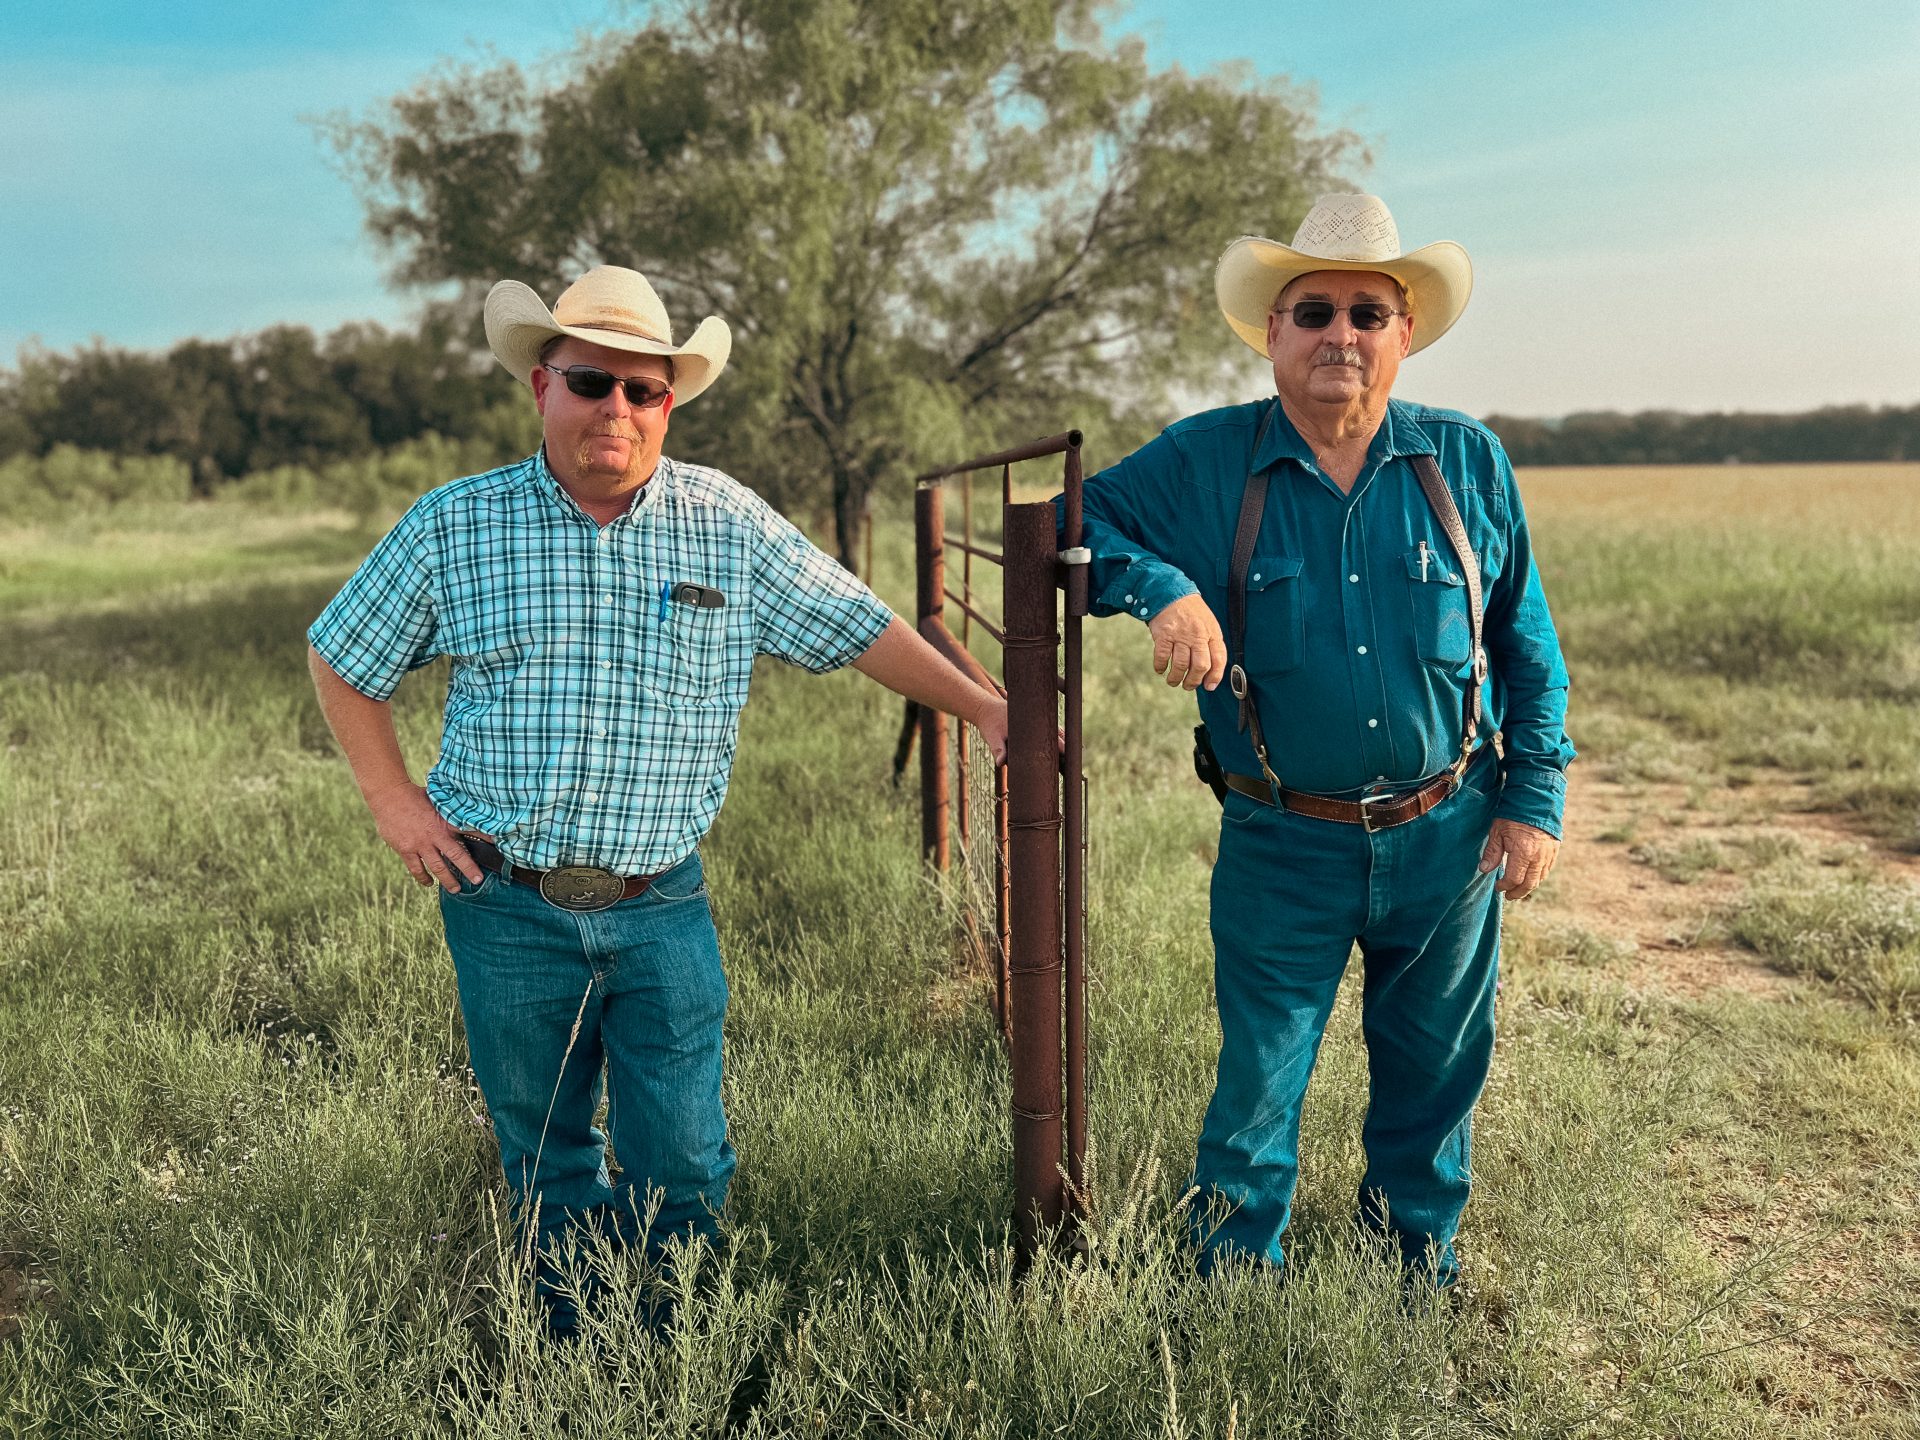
top-left (538, 865), bottom-right (625, 912)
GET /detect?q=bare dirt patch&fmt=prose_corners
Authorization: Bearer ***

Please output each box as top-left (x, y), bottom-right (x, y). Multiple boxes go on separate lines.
top-left (1539, 766), bottom-right (1920, 1002)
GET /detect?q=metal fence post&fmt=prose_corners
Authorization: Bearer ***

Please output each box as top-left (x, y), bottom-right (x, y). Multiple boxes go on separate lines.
top-left (1060, 440), bottom-right (1088, 1214)
top-left (916, 484), bottom-right (950, 869)
top-left (1003, 501), bottom-right (1065, 1263)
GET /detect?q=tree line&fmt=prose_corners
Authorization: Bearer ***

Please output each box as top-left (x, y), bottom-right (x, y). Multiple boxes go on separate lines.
top-left (1482, 407), bottom-right (1919, 467)
top-left (5, 322), bottom-right (1910, 493)
top-left (0, 311), bottom-right (529, 494)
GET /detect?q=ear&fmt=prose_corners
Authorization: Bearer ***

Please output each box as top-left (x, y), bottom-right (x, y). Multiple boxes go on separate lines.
top-left (1397, 313), bottom-right (1415, 358)
top-left (659, 391), bottom-right (675, 424)
top-left (1265, 308), bottom-right (1284, 358)
top-left (530, 364), bottom-right (552, 416)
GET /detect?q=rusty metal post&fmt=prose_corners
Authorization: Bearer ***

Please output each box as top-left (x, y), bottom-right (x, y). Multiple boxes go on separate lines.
top-left (1003, 502), bottom-right (1064, 1264)
top-left (915, 485), bottom-right (950, 869)
top-left (957, 476), bottom-right (974, 852)
top-left (1059, 439), bottom-right (1088, 1212)
top-left (996, 756), bottom-right (1012, 1047)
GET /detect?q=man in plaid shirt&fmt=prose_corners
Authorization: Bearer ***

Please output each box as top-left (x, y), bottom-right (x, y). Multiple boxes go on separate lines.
top-left (307, 267), bottom-right (1005, 1339)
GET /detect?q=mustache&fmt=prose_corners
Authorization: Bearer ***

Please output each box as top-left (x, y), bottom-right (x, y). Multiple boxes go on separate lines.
top-left (1313, 346), bottom-right (1364, 368)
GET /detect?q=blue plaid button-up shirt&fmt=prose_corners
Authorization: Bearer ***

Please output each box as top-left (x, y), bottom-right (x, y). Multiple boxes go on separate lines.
top-left (309, 450), bottom-right (893, 873)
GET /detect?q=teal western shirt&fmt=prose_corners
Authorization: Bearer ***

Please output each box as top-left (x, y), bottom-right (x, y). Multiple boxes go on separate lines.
top-left (1060, 396), bottom-right (1573, 837)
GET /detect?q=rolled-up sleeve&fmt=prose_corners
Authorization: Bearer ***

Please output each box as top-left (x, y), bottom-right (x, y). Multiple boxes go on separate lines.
top-left (749, 506), bottom-right (893, 672)
top-left (1485, 450), bottom-right (1575, 837)
top-left (307, 505), bottom-right (439, 700)
top-left (1055, 429), bottom-right (1200, 622)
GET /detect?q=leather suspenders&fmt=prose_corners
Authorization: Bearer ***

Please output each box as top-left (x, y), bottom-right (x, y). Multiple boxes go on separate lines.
top-left (1410, 451), bottom-right (1488, 757)
top-left (1225, 408), bottom-right (1487, 799)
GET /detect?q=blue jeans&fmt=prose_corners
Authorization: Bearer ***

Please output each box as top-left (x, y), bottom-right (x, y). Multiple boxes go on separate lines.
top-left (1193, 755), bottom-right (1504, 1286)
top-left (439, 850), bottom-right (736, 1275)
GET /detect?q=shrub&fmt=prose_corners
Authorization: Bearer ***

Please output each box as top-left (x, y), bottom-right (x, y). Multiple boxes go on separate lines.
top-left (1731, 871), bottom-right (1920, 1015)
top-left (0, 446), bottom-right (191, 520)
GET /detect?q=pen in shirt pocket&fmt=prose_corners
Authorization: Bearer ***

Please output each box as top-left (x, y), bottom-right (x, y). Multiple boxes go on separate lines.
top-left (657, 581), bottom-right (671, 623)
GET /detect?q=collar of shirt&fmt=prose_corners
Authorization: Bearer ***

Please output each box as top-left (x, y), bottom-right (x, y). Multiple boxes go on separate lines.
top-left (1251, 397), bottom-right (1439, 485)
top-left (530, 446), bottom-right (672, 526)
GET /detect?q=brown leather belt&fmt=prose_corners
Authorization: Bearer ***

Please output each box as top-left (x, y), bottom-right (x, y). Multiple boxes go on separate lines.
top-left (1223, 756), bottom-right (1480, 832)
top-left (466, 837), bottom-right (659, 911)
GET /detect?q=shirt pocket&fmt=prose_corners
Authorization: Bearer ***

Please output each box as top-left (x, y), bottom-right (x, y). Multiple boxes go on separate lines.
top-left (644, 595), bottom-right (731, 700)
top-left (1216, 554), bottom-right (1305, 678)
top-left (1405, 548), bottom-right (1473, 668)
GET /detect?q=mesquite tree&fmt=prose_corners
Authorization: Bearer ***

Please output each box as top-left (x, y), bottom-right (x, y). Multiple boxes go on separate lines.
top-left (333, 0), bottom-right (1359, 563)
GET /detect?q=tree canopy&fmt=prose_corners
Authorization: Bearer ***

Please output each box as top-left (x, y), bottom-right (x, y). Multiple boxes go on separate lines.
top-left (0, 312), bottom-right (522, 493)
top-left (331, 0), bottom-right (1361, 560)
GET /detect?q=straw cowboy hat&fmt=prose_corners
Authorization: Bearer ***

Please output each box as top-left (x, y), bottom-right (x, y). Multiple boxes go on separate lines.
top-left (1214, 194), bottom-right (1472, 359)
top-left (483, 265), bottom-right (732, 403)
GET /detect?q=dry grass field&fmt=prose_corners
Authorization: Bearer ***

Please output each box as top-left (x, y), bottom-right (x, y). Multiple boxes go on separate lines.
top-left (1, 463), bottom-right (1917, 1437)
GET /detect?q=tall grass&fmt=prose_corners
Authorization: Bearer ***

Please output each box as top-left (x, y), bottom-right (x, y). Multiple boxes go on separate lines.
top-left (2, 467), bottom-right (1917, 1435)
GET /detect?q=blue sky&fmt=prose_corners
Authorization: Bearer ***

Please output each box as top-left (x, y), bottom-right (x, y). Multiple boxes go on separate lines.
top-left (2, 0), bottom-right (1914, 416)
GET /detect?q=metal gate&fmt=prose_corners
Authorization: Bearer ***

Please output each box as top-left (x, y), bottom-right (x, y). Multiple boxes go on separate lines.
top-left (899, 430), bottom-right (1088, 1265)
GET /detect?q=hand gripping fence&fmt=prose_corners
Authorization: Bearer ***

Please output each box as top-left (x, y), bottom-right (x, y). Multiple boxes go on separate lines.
top-left (898, 430), bottom-right (1089, 1268)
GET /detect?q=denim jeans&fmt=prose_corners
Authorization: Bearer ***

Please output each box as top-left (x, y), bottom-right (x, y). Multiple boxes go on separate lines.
top-left (439, 850), bottom-right (736, 1279)
top-left (1193, 754), bottom-right (1504, 1286)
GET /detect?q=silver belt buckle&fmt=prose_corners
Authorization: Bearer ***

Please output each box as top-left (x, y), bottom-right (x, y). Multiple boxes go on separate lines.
top-left (1358, 791), bottom-right (1391, 833)
top-left (538, 865), bottom-right (626, 912)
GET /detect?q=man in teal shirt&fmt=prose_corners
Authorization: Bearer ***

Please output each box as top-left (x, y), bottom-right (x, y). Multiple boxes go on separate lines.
top-left (1067, 195), bottom-right (1573, 1289)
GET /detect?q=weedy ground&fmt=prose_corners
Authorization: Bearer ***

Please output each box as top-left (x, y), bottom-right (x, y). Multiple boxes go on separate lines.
top-left (1, 463), bottom-right (1917, 1437)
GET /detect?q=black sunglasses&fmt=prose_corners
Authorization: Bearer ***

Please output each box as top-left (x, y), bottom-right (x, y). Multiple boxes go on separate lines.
top-left (1276, 301), bottom-right (1405, 332)
top-left (543, 364), bottom-right (673, 409)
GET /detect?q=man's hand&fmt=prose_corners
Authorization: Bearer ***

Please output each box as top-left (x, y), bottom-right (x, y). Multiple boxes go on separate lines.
top-left (971, 693), bottom-right (1009, 766)
top-left (1146, 594), bottom-right (1228, 691)
top-left (370, 784), bottom-right (485, 892)
top-left (1479, 818), bottom-right (1559, 901)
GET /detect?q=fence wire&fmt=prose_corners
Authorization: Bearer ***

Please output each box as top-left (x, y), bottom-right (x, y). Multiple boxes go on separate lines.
top-left (951, 713), bottom-right (1012, 1042)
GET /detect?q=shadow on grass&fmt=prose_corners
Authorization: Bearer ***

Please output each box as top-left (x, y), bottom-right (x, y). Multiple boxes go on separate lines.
top-left (0, 577), bottom-right (348, 683)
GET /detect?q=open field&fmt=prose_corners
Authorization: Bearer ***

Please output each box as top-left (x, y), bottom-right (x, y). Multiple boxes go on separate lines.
top-left (2, 463), bottom-right (1918, 1436)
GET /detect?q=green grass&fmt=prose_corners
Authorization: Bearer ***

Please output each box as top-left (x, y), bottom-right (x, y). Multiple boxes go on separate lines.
top-left (3, 470), bottom-right (1919, 1436)
top-left (1731, 867), bottom-right (1920, 1017)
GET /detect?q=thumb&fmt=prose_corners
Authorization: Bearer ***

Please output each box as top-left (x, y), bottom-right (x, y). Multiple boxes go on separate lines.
top-left (1478, 830), bottom-right (1505, 874)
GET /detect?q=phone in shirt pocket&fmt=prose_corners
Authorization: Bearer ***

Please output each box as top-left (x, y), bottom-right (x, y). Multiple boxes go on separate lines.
top-left (650, 582), bottom-right (730, 700)
top-left (1405, 545), bottom-right (1472, 668)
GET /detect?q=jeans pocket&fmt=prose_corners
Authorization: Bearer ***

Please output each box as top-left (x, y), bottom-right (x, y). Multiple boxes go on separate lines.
top-left (646, 851), bottom-right (708, 903)
top-left (1220, 788), bottom-right (1270, 828)
top-left (445, 867), bottom-right (501, 902)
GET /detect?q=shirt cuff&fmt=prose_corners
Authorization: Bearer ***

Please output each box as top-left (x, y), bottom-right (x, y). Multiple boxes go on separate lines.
top-left (1098, 560), bottom-right (1198, 622)
top-left (807, 594), bottom-right (895, 674)
top-left (306, 621), bottom-right (404, 702)
top-left (1495, 762), bottom-right (1567, 839)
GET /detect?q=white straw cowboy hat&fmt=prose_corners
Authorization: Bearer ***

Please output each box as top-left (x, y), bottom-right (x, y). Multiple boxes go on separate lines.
top-left (1215, 194), bottom-right (1473, 359)
top-left (484, 265), bottom-right (732, 403)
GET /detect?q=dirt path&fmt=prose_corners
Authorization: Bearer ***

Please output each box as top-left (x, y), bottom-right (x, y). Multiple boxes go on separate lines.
top-left (1534, 766), bottom-right (1920, 1001)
